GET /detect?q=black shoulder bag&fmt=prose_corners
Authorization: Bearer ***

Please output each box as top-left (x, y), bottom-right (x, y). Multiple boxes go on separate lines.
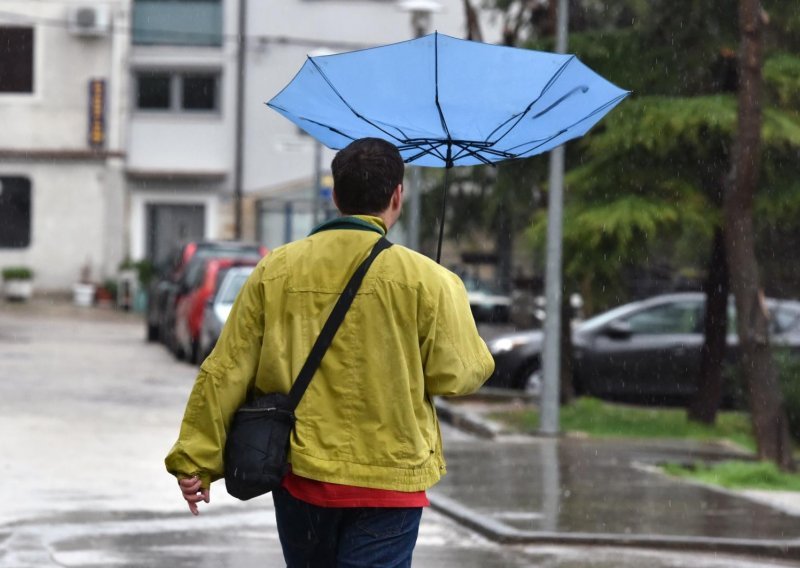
top-left (224, 237), bottom-right (393, 500)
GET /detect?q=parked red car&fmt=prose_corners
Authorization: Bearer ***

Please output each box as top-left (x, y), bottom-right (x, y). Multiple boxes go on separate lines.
top-left (146, 240), bottom-right (267, 343)
top-left (173, 257), bottom-right (259, 363)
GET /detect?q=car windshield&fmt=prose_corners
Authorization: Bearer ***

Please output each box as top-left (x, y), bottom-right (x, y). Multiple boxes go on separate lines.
top-left (181, 249), bottom-right (262, 286)
top-left (577, 302), bottom-right (643, 333)
top-left (218, 271), bottom-right (252, 304)
top-left (463, 277), bottom-right (502, 295)
top-left (769, 304), bottom-right (800, 333)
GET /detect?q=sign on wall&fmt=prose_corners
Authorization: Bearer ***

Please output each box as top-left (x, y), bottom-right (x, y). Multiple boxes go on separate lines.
top-left (88, 79), bottom-right (106, 149)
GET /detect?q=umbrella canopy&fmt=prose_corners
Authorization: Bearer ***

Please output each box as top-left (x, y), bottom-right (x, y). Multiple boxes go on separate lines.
top-left (267, 32), bottom-right (629, 169)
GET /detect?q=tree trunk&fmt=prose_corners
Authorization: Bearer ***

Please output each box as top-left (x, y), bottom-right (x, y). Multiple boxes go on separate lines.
top-left (724, 0), bottom-right (794, 470)
top-left (462, 0), bottom-right (483, 42)
top-left (496, 191), bottom-right (514, 295)
top-left (688, 227), bottom-right (729, 424)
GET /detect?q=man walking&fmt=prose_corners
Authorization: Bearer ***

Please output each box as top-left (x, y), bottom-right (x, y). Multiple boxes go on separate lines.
top-left (166, 137), bottom-right (494, 567)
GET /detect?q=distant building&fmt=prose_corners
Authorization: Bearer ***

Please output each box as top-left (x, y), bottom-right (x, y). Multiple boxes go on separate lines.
top-left (0, 0), bottom-right (501, 292)
top-left (125, 0), bottom-right (240, 267)
top-left (0, 0), bottom-right (130, 291)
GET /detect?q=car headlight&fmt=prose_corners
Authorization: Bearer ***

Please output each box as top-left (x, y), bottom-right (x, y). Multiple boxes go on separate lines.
top-left (488, 337), bottom-right (529, 354)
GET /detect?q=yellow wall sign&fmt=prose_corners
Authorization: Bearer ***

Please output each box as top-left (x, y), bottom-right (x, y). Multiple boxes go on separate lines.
top-left (88, 79), bottom-right (106, 149)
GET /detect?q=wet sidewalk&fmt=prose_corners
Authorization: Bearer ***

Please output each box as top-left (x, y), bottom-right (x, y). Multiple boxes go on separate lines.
top-left (431, 400), bottom-right (800, 560)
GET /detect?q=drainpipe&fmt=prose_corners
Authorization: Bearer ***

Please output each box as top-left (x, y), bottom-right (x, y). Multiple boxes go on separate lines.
top-left (232, 0), bottom-right (247, 239)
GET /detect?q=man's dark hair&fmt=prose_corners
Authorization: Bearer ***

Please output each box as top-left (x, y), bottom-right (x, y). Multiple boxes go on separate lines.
top-left (331, 138), bottom-right (404, 215)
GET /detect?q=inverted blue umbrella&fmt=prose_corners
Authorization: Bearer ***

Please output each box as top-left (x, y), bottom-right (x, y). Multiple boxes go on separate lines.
top-left (267, 32), bottom-right (629, 260)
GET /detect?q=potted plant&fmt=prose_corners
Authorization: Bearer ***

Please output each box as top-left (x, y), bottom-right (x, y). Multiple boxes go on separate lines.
top-left (72, 261), bottom-right (96, 307)
top-left (2, 266), bottom-right (34, 302)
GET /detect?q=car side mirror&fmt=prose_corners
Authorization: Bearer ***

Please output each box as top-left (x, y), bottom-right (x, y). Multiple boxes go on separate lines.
top-left (604, 320), bottom-right (633, 340)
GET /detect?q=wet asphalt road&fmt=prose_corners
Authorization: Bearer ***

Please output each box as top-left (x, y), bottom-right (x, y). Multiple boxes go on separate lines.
top-left (1, 299), bottom-right (798, 567)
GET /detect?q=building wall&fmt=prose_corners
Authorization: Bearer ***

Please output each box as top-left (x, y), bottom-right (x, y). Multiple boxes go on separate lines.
top-left (125, 0), bottom-right (239, 261)
top-left (0, 160), bottom-right (113, 290)
top-left (126, 47), bottom-right (236, 174)
top-left (0, 1), bottom-right (121, 148)
top-left (0, 0), bottom-right (130, 291)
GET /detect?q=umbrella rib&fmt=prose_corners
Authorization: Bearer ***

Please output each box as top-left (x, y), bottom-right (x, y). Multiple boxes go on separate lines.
top-left (506, 131), bottom-right (565, 155)
top-left (405, 141), bottom-right (448, 164)
top-left (306, 57), bottom-right (407, 143)
top-left (433, 32), bottom-right (453, 148)
top-left (298, 117), bottom-right (358, 143)
top-left (452, 144), bottom-right (514, 161)
top-left (452, 144), bottom-right (494, 166)
top-left (484, 56), bottom-right (577, 145)
top-left (530, 85), bottom-right (590, 119)
top-left (505, 92), bottom-right (630, 157)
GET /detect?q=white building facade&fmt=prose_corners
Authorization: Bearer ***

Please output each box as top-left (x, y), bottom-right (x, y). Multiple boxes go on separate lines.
top-left (0, 0), bottom-right (130, 291)
top-left (125, 0), bottom-right (240, 267)
top-left (0, 0), bottom-right (500, 291)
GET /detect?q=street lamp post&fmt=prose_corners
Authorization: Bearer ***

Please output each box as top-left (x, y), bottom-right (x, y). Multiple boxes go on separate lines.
top-left (399, 0), bottom-right (441, 252)
top-left (539, 0), bottom-right (569, 436)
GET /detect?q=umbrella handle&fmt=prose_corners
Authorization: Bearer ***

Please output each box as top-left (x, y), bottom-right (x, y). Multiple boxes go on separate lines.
top-left (435, 165), bottom-right (451, 264)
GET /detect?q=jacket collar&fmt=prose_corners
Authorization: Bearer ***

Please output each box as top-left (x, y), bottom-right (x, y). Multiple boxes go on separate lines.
top-left (309, 215), bottom-right (387, 237)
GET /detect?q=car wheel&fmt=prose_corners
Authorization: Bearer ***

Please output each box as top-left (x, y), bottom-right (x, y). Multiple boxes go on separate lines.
top-left (515, 360), bottom-right (542, 397)
top-left (146, 322), bottom-right (159, 342)
top-left (190, 339), bottom-right (201, 366)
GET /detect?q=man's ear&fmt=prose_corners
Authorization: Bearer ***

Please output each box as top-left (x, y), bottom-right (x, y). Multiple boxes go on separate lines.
top-left (332, 188), bottom-right (340, 210)
top-left (392, 183), bottom-right (403, 208)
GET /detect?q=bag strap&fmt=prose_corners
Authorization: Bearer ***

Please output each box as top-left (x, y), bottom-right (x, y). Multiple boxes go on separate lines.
top-left (286, 237), bottom-right (393, 410)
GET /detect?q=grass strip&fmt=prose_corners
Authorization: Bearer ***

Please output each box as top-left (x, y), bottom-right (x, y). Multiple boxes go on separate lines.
top-left (490, 397), bottom-right (756, 451)
top-left (662, 460), bottom-right (800, 491)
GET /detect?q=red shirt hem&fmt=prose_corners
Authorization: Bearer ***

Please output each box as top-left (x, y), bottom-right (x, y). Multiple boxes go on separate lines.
top-left (281, 471), bottom-right (429, 508)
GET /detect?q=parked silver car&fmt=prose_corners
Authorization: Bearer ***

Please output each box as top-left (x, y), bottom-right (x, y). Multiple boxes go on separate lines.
top-left (197, 265), bottom-right (256, 363)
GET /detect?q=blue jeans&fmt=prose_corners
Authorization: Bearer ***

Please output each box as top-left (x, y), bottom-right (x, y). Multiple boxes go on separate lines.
top-left (272, 488), bottom-right (423, 568)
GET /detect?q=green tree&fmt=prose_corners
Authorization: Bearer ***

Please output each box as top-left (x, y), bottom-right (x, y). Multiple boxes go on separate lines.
top-left (518, 1), bottom-right (800, 433)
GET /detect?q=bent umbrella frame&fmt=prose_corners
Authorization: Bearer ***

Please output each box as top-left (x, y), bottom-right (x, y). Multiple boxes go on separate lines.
top-left (267, 32), bottom-right (630, 261)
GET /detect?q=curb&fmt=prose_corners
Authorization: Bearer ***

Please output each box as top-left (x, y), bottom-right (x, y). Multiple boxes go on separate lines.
top-left (434, 397), bottom-right (800, 560)
top-left (434, 398), bottom-right (500, 439)
top-left (428, 493), bottom-right (800, 560)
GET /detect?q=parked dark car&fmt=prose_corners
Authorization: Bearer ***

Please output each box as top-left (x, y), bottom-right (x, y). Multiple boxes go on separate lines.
top-left (463, 277), bottom-right (511, 323)
top-left (485, 293), bottom-right (800, 400)
top-left (197, 265), bottom-right (255, 364)
top-left (145, 241), bottom-right (267, 345)
top-left (174, 259), bottom-right (258, 364)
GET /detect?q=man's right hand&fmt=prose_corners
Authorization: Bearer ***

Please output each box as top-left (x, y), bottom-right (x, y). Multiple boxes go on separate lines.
top-left (179, 476), bottom-right (210, 516)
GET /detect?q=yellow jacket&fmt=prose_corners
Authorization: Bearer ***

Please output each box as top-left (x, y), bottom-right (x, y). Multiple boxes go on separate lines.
top-left (165, 215), bottom-right (494, 491)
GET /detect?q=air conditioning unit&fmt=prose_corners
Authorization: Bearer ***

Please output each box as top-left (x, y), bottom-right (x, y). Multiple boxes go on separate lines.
top-left (68, 6), bottom-right (111, 37)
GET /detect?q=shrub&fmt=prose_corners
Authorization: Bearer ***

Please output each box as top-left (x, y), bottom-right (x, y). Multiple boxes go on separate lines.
top-left (135, 260), bottom-right (155, 287)
top-left (2, 266), bottom-right (34, 281)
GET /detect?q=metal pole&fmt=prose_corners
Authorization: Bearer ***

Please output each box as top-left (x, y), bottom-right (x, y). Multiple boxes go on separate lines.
top-left (232, 0), bottom-right (247, 239)
top-left (539, 0), bottom-right (568, 436)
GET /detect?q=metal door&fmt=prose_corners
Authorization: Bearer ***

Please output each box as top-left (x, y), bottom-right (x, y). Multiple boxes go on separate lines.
top-left (146, 204), bottom-right (205, 267)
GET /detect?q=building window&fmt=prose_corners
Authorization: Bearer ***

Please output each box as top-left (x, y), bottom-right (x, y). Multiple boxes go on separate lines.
top-left (0, 27), bottom-right (34, 93)
top-left (135, 71), bottom-right (220, 112)
top-left (0, 177), bottom-right (32, 248)
top-left (132, 0), bottom-right (222, 47)
top-left (137, 72), bottom-right (172, 109)
top-left (182, 74), bottom-right (217, 110)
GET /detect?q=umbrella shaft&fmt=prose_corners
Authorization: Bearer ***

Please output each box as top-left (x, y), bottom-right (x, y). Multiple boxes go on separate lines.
top-left (435, 165), bottom-right (450, 264)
